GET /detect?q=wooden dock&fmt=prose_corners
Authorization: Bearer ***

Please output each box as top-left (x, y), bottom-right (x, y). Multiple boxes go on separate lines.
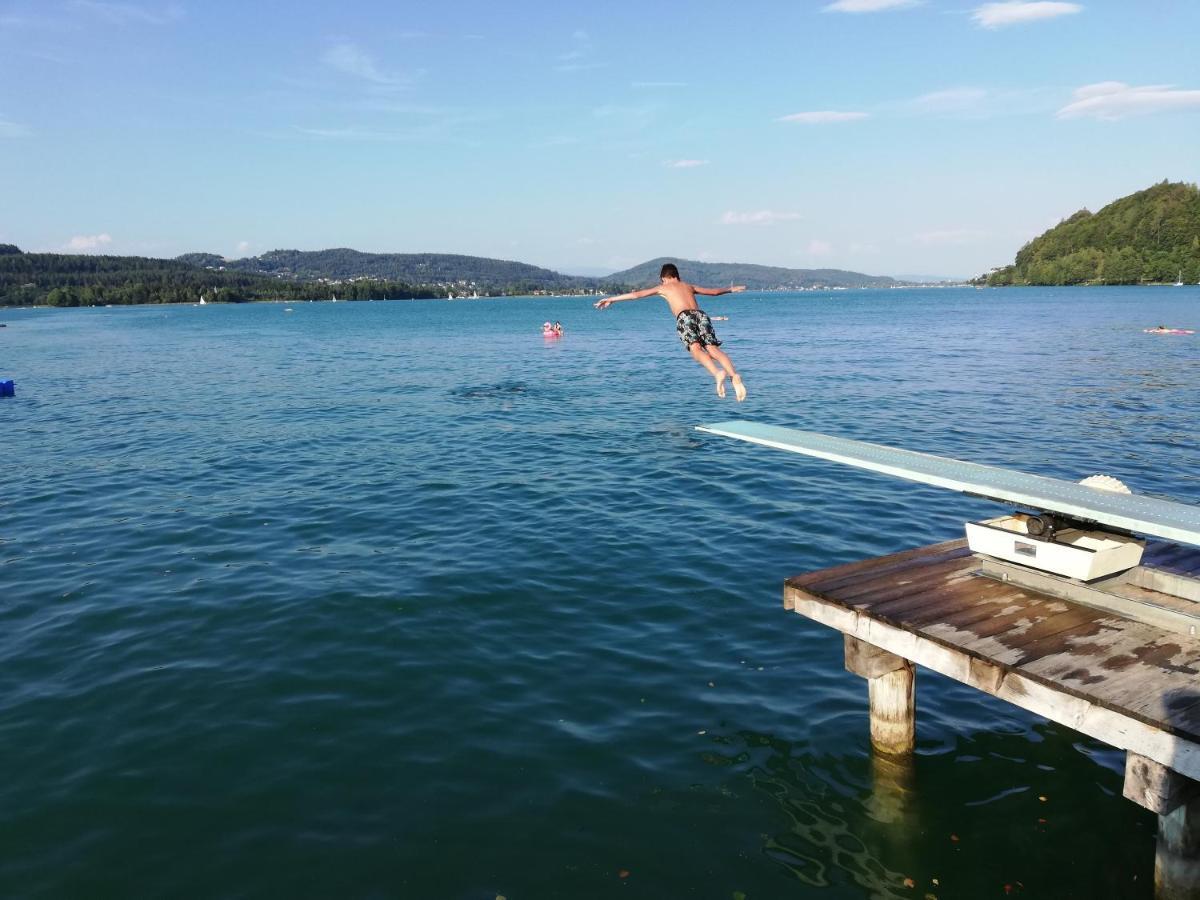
top-left (785, 538), bottom-right (1200, 900)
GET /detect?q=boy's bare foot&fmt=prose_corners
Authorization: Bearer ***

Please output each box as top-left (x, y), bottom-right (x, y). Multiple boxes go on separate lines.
top-left (731, 373), bottom-right (747, 402)
top-left (714, 369), bottom-right (728, 398)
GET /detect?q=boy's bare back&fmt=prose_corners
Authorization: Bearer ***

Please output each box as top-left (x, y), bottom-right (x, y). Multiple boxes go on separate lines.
top-left (655, 280), bottom-right (702, 317)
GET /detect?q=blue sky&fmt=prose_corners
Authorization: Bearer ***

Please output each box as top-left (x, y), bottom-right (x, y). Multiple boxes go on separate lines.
top-left (1, 0), bottom-right (1198, 278)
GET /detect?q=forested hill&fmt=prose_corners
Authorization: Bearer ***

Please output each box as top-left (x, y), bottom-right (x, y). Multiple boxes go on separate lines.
top-left (987, 181), bottom-right (1200, 286)
top-left (606, 257), bottom-right (897, 290)
top-left (178, 248), bottom-right (598, 293)
top-left (0, 252), bottom-right (445, 307)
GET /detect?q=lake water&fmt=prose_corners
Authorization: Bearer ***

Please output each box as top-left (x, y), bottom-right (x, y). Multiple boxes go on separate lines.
top-left (2, 287), bottom-right (1198, 899)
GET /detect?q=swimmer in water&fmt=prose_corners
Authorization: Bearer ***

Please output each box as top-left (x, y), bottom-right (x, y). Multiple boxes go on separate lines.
top-left (594, 262), bottom-right (746, 401)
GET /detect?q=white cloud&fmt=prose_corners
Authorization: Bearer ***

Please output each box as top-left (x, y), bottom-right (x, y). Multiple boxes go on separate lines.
top-left (721, 210), bottom-right (802, 226)
top-left (778, 110), bottom-right (868, 124)
top-left (808, 240), bottom-right (833, 256)
top-left (666, 159), bottom-right (708, 168)
top-left (323, 41), bottom-right (404, 86)
top-left (1057, 81), bottom-right (1200, 120)
top-left (898, 85), bottom-right (1059, 119)
top-left (65, 233), bottom-right (113, 252)
top-left (908, 87), bottom-right (988, 114)
top-left (529, 135), bottom-right (580, 148)
top-left (591, 103), bottom-right (655, 122)
top-left (972, 2), bottom-right (1082, 29)
top-left (0, 115), bottom-right (32, 138)
top-left (912, 229), bottom-right (988, 245)
top-left (824, 0), bottom-right (918, 11)
top-left (69, 1), bottom-right (184, 26)
top-left (235, 241), bottom-right (251, 256)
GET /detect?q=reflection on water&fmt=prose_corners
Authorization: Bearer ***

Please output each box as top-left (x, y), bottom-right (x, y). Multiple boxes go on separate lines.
top-left (0, 287), bottom-right (1195, 897)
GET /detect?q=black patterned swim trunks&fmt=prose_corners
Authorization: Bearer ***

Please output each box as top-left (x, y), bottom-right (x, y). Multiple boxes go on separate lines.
top-left (675, 309), bottom-right (722, 349)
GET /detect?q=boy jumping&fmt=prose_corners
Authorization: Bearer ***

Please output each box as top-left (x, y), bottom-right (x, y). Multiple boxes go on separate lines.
top-left (594, 263), bottom-right (747, 401)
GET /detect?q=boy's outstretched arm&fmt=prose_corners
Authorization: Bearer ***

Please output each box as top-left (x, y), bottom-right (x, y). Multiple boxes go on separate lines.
top-left (594, 287), bottom-right (660, 309)
top-left (693, 285), bottom-right (747, 296)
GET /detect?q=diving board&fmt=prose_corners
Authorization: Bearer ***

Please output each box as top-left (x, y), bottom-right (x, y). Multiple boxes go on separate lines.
top-left (696, 420), bottom-right (1200, 547)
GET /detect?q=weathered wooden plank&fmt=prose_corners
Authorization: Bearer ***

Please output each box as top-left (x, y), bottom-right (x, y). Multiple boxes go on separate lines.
top-left (901, 589), bottom-right (1042, 636)
top-left (788, 585), bottom-right (1200, 780)
top-left (1125, 752), bottom-right (1200, 815)
top-left (864, 577), bottom-right (1015, 630)
top-left (786, 538), bottom-right (968, 590)
top-left (844, 634), bottom-right (907, 679)
top-left (796, 573), bottom-right (1200, 744)
top-left (793, 551), bottom-right (972, 609)
top-left (830, 562), bottom-right (982, 614)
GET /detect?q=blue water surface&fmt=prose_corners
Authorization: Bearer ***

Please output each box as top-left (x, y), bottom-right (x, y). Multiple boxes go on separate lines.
top-left (1, 287), bottom-right (1198, 899)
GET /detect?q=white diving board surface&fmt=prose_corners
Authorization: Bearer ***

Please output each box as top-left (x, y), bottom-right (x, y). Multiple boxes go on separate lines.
top-left (696, 420), bottom-right (1200, 548)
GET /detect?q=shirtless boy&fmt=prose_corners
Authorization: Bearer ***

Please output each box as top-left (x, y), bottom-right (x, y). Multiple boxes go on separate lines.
top-left (594, 263), bottom-right (747, 401)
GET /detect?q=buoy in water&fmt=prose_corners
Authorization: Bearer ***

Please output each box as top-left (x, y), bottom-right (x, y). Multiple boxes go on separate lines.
top-left (0, 380), bottom-right (15, 398)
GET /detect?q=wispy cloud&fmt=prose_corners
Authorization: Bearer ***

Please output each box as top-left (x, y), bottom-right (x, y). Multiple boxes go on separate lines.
top-left (666, 159), bottom-right (709, 168)
top-left (896, 85), bottom-right (1059, 119)
top-left (778, 110), bottom-right (869, 124)
top-left (912, 228), bottom-right (988, 245)
top-left (823, 0), bottom-right (919, 12)
top-left (69, 1), bottom-right (184, 26)
top-left (555, 29), bottom-right (598, 72)
top-left (592, 103), bottom-right (655, 122)
top-left (0, 115), bottom-right (32, 138)
top-left (0, 11), bottom-right (68, 28)
top-left (323, 41), bottom-right (406, 86)
top-left (529, 135), bottom-right (580, 148)
top-left (907, 87), bottom-right (988, 114)
top-left (65, 233), bottom-right (113, 252)
top-left (972, 2), bottom-right (1082, 29)
top-left (294, 125), bottom-right (445, 142)
top-left (1057, 81), bottom-right (1200, 120)
top-left (235, 241), bottom-right (251, 256)
top-left (807, 239), bottom-right (834, 256)
top-left (721, 210), bottom-right (802, 226)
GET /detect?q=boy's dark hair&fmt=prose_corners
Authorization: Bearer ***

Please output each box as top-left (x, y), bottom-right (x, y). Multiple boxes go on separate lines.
top-left (659, 263), bottom-right (680, 280)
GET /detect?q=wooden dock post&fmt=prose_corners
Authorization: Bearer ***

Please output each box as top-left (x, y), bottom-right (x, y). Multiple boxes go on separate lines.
top-left (844, 635), bottom-right (915, 756)
top-left (1156, 795), bottom-right (1200, 900)
top-left (1125, 752), bottom-right (1200, 900)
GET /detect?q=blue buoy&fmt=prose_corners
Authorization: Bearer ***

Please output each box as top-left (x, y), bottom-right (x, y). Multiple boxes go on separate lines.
top-left (0, 380), bottom-right (14, 398)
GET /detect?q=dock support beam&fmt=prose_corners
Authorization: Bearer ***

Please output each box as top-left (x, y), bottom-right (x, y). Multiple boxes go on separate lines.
top-left (844, 635), bottom-right (915, 756)
top-left (1123, 752), bottom-right (1200, 900)
top-left (1157, 797), bottom-right (1200, 900)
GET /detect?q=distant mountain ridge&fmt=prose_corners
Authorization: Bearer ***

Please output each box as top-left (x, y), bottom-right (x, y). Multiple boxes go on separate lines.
top-left (987, 181), bottom-right (1200, 285)
top-left (1, 245), bottom-right (907, 307)
top-left (179, 249), bottom-right (896, 292)
top-left (603, 257), bottom-right (895, 290)
top-left (177, 248), bottom-right (594, 292)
